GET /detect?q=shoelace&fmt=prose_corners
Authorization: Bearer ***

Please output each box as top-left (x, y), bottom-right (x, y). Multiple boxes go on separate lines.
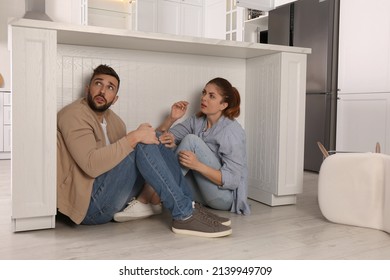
top-left (123, 199), bottom-right (138, 210)
top-left (195, 203), bottom-right (226, 222)
top-left (196, 209), bottom-right (221, 226)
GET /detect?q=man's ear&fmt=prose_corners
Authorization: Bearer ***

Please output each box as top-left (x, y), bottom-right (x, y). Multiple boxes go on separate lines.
top-left (84, 85), bottom-right (89, 96)
top-left (112, 95), bottom-right (119, 105)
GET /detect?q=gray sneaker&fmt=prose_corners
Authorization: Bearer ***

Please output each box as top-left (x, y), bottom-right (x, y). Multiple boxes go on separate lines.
top-left (172, 209), bottom-right (232, 238)
top-left (194, 202), bottom-right (231, 226)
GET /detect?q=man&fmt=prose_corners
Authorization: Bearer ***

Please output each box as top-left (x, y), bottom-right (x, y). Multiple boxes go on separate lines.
top-left (57, 64), bottom-right (232, 238)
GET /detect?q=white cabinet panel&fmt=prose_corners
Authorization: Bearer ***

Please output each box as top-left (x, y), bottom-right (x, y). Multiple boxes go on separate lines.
top-left (46, 0), bottom-right (87, 25)
top-left (0, 93), bottom-right (3, 152)
top-left (88, 0), bottom-right (132, 29)
top-left (3, 106), bottom-right (11, 125)
top-left (158, 0), bottom-right (204, 37)
top-left (3, 125), bottom-right (11, 152)
top-left (136, 0), bottom-right (158, 32)
top-left (11, 27), bottom-right (57, 231)
top-left (338, 0), bottom-right (390, 94)
top-left (336, 93), bottom-right (390, 153)
top-left (158, 0), bottom-right (181, 35)
top-left (0, 91), bottom-right (11, 158)
top-left (204, 0), bottom-right (226, 39)
top-left (3, 92), bottom-right (11, 105)
top-left (246, 52), bottom-right (306, 205)
top-left (181, 2), bottom-right (203, 37)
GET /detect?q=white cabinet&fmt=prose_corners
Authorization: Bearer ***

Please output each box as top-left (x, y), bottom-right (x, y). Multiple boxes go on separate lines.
top-left (246, 53), bottom-right (307, 206)
top-left (336, 0), bottom-right (390, 153)
top-left (0, 90), bottom-right (11, 159)
top-left (338, 0), bottom-right (390, 94)
top-left (204, 0), bottom-right (225, 39)
top-left (337, 93), bottom-right (390, 153)
top-left (46, 0), bottom-right (87, 25)
top-left (135, 0), bottom-right (159, 32)
top-left (157, 0), bottom-right (204, 37)
top-left (11, 26), bottom-right (57, 232)
top-left (87, 0), bottom-right (132, 29)
top-left (226, 0), bottom-right (245, 41)
top-left (46, 0), bottom-right (206, 38)
top-left (180, 0), bottom-right (203, 37)
top-left (244, 14), bottom-right (268, 43)
top-left (157, 0), bottom-right (180, 35)
top-left (237, 0), bottom-right (297, 11)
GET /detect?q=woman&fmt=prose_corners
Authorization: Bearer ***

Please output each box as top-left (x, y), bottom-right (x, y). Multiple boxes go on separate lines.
top-left (158, 77), bottom-right (250, 215)
top-left (115, 77), bottom-right (250, 222)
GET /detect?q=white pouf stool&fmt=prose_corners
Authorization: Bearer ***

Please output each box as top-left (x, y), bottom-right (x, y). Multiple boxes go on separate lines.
top-left (318, 152), bottom-right (390, 233)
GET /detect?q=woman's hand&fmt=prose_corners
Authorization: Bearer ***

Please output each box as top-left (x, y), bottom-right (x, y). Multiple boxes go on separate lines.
top-left (157, 101), bottom-right (189, 132)
top-left (179, 150), bottom-right (223, 186)
top-left (159, 132), bottom-right (176, 148)
top-left (170, 101), bottom-right (189, 122)
top-left (178, 150), bottom-right (200, 170)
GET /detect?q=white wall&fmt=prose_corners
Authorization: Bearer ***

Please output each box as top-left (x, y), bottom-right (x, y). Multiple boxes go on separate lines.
top-left (0, 0), bottom-right (25, 90)
top-left (56, 44), bottom-right (246, 129)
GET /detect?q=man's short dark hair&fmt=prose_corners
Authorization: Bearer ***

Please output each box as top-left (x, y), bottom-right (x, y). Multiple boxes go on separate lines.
top-left (90, 64), bottom-right (120, 90)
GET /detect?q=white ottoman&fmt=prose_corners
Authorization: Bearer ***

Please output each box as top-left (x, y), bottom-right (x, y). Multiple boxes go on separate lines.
top-left (318, 153), bottom-right (390, 233)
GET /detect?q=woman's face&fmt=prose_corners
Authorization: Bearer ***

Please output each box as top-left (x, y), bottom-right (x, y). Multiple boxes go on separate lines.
top-left (200, 83), bottom-right (228, 117)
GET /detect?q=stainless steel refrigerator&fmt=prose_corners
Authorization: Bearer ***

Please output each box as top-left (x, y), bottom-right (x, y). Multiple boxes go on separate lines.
top-left (267, 0), bottom-right (339, 172)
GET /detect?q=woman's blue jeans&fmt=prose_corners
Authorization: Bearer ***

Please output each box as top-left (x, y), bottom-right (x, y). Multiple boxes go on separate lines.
top-left (175, 134), bottom-right (233, 211)
top-left (82, 143), bottom-right (193, 225)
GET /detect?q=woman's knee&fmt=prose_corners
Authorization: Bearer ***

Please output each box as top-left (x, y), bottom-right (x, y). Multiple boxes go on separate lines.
top-left (180, 134), bottom-right (202, 145)
top-left (177, 134), bottom-right (205, 153)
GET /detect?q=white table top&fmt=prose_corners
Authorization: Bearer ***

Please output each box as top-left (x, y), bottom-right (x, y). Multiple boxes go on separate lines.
top-left (9, 18), bottom-right (311, 59)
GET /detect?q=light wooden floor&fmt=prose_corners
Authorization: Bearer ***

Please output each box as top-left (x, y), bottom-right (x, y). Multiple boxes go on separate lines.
top-left (1, 159), bottom-right (390, 260)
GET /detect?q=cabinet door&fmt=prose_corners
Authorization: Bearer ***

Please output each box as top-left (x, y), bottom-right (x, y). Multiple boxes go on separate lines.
top-left (137, 0), bottom-right (158, 32)
top-left (11, 27), bottom-right (57, 231)
top-left (0, 92), bottom-right (3, 152)
top-left (46, 0), bottom-right (87, 25)
top-left (246, 52), bottom-right (306, 206)
top-left (204, 0), bottom-right (226, 39)
top-left (338, 0), bottom-right (390, 94)
top-left (336, 93), bottom-right (390, 153)
top-left (3, 125), bottom-right (11, 152)
top-left (158, 0), bottom-right (181, 35)
top-left (180, 2), bottom-right (204, 37)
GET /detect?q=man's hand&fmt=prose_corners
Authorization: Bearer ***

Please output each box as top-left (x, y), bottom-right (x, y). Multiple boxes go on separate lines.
top-left (126, 123), bottom-right (159, 148)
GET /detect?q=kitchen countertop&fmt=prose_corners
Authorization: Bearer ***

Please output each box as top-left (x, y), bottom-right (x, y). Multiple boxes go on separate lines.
top-left (9, 18), bottom-right (311, 59)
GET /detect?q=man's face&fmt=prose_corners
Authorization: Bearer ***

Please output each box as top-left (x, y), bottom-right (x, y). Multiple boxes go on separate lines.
top-left (86, 74), bottom-right (119, 112)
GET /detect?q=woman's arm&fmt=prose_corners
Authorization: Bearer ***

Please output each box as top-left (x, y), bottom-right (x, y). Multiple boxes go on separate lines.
top-left (218, 126), bottom-right (247, 190)
top-left (157, 101), bottom-right (189, 132)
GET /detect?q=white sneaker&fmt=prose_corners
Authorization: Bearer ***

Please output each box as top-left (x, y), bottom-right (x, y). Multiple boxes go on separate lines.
top-left (113, 199), bottom-right (162, 222)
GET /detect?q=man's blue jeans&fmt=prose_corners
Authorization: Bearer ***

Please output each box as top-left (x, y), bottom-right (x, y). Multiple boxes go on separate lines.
top-left (82, 143), bottom-right (193, 225)
top-left (175, 134), bottom-right (233, 211)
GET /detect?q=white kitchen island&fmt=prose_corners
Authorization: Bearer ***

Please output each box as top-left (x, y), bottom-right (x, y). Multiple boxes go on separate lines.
top-left (9, 18), bottom-right (310, 232)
